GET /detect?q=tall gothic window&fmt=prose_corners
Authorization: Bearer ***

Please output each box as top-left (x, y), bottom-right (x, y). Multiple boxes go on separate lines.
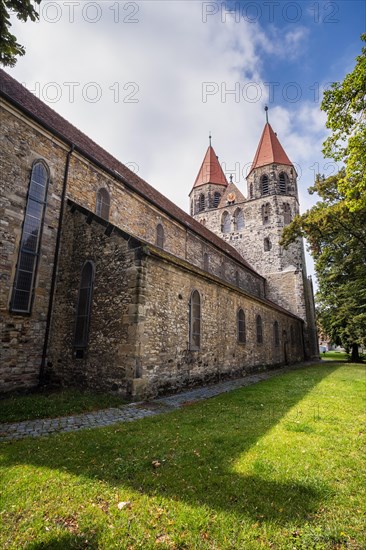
top-left (189, 290), bottom-right (201, 350)
top-left (261, 175), bottom-right (269, 195)
top-left (213, 192), bottom-right (221, 207)
top-left (283, 203), bottom-right (292, 225)
top-left (74, 261), bottom-right (95, 349)
top-left (10, 160), bottom-right (50, 313)
top-left (199, 193), bottom-right (205, 212)
top-left (203, 252), bottom-right (209, 271)
top-left (264, 237), bottom-right (271, 251)
top-left (233, 208), bottom-right (244, 231)
top-left (262, 203), bottom-right (271, 224)
top-left (156, 223), bottom-right (164, 248)
top-left (96, 188), bottom-right (110, 220)
top-left (279, 172), bottom-right (287, 194)
top-left (238, 309), bottom-right (246, 343)
top-left (256, 314), bottom-right (263, 344)
top-left (274, 320), bottom-right (280, 346)
top-left (221, 211), bottom-right (231, 233)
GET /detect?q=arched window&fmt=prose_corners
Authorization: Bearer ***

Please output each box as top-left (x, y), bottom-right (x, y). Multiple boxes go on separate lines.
top-left (249, 183), bottom-right (253, 199)
top-left (199, 193), bottom-right (205, 212)
top-left (262, 203), bottom-right (271, 224)
top-left (10, 160), bottom-right (50, 313)
top-left (189, 290), bottom-right (201, 350)
top-left (221, 211), bottom-right (231, 233)
top-left (96, 188), bottom-right (110, 220)
top-left (256, 315), bottom-right (263, 344)
top-left (274, 321), bottom-right (280, 346)
top-left (238, 309), bottom-right (246, 343)
top-left (200, 218), bottom-right (206, 226)
top-left (233, 208), bottom-right (244, 231)
top-left (279, 172), bottom-right (287, 194)
top-left (261, 175), bottom-right (269, 195)
top-left (156, 223), bottom-right (164, 248)
top-left (213, 192), bottom-right (221, 208)
top-left (203, 252), bottom-right (209, 271)
top-left (283, 203), bottom-right (292, 225)
top-left (264, 237), bottom-right (271, 251)
top-left (74, 261), bottom-right (95, 349)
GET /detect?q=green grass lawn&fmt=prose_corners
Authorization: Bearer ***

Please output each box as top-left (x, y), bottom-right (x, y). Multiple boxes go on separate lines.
top-left (0, 389), bottom-right (126, 424)
top-left (320, 351), bottom-right (349, 362)
top-left (1, 363), bottom-right (365, 549)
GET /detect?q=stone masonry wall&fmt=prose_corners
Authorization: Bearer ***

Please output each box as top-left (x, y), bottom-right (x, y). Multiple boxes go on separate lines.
top-left (0, 104), bottom-right (67, 392)
top-left (136, 252), bottom-right (304, 398)
top-left (46, 207), bottom-right (140, 394)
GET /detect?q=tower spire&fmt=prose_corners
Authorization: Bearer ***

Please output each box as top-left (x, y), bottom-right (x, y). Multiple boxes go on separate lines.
top-left (209, 132), bottom-right (212, 147)
top-left (265, 105), bottom-right (269, 124)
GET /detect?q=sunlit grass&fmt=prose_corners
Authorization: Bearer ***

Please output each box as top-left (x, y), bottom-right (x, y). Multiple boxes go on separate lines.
top-left (1, 363), bottom-right (365, 549)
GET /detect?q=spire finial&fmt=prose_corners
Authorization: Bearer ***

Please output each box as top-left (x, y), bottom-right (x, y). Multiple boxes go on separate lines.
top-left (209, 132), bottom-right (212, 146)
top-left (230, 174), bottom-right (233, 183)
top-left (264, 105), bottom-right (269, 124)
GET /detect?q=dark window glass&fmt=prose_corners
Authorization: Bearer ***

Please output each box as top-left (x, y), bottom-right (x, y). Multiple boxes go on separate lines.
top-left (261, 175), bottom-right (269, 195)
top-left (233, 208), bottom-right (244, 231)
top-left (74, 261), bottom-right (94, 349)
top-left (256, 315), bottom-right (263, 344)
top-left (189, 290), bottom-right (201, 350)
top-left (238, 309), bottom-right (246, 343)
top-left (10, 161), bottom-right (49, 313)
top-left (199, 194), bottom-right (205, 212)
top-left (96, 188), bottom-right (110, 220)
top-left (264, 237), bottom-right (271, 251)
top-left (279, 172), bottom-right (287, 194)
top-left (156, 223), bottom-right (164, 248)
top-left (221, 211), bottom-right (230, 233)
top-left (213, 192), bottom-right (221, 207)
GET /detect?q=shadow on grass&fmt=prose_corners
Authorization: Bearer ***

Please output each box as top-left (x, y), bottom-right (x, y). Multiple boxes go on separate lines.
top-left (25, 531), bottom-right (99, 549)
top-left (1, 364), bottom-right (341, 525)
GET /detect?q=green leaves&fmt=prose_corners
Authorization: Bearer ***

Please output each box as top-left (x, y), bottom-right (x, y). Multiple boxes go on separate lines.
top-left (0, 0), bottom-right (42, 67)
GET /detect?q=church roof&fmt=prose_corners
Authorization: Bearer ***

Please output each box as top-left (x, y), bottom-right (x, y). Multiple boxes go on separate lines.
top-left (218, 182), bottom-right (246, 208)
top-left (248, 122), bottom-right (293, 176)
top-left (192, 145), bottom-right (228, 189)
top-left (0, 69), bottom-right (258, 277)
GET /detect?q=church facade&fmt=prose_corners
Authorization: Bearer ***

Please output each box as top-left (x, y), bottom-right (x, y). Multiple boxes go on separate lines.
top-left (0, 70), bottom-right (318, 398)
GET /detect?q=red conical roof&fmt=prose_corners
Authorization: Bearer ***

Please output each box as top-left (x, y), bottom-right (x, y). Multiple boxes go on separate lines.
top-left (248, 123), bottom-right (293, 176)
top-left (192, 145), bottom-right (229, 189)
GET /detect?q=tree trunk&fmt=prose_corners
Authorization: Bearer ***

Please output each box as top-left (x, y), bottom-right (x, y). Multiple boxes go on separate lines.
top-left (351, 343), bottom-right (360, 362)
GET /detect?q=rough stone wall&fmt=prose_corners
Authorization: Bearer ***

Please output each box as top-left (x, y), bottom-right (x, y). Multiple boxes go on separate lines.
top-left (0, 104), bottom-right (67, 392)
top-left (46, 207), bottom-right (140, 394)
top-left (137, 252), bottom-right (304, 398)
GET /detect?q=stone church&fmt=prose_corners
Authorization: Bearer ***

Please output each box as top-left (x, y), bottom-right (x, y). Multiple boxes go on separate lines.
top-left (0, 70), bottom-right (318, 398)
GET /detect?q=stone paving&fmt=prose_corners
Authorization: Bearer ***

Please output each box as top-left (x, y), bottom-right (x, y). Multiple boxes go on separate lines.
top-left (0, 363), bottom-right (312, 442)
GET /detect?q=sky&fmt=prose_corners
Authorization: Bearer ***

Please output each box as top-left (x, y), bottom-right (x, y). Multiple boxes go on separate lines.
top-left (5, 0), bottom-right (366, 283)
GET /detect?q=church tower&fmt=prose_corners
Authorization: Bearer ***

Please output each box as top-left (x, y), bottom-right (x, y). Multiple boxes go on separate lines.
top-left (189, 138), bottom-right (228, 220)
top-left (190, 115), bottom-right (318, 359)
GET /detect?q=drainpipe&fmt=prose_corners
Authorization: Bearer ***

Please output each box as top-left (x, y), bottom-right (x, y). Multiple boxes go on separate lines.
top-left (39, 144), bottom-right (75, 384)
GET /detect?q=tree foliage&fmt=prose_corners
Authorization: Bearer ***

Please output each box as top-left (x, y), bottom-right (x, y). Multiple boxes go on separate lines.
top-left (282, 36), bottom-right (366, 361)
top-left (0, 0), bottom-right (42, 67)
top-left (322, 33), bottom-right (366, 212)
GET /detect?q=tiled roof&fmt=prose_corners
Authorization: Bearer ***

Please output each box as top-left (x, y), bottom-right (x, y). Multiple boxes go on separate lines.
top-left (248, 123), bottom-right (293, 176)
top-left (192, 145), bottom-right (228, 189)
top-left (0, 69), bottom-right (259, 276)
top-left (218, 182), bottom-right (246, 208)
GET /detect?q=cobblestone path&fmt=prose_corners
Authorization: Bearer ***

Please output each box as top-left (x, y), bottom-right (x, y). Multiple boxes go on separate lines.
top-left (0, 363), bottom-right (312, 442)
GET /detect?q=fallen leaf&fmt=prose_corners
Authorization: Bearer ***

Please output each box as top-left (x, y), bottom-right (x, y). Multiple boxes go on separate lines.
top-left (118, 501), bottom-right (131, 510)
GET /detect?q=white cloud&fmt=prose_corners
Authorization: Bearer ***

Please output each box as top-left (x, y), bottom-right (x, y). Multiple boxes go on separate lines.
top-left (6, 1), bottom-right (328, 284)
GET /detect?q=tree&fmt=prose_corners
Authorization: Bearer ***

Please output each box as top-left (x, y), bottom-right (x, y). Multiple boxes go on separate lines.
top-left (282, 35), bottom-right (366, 362)
top-left (0, 0), bottom-right (42, 67)
top-left (322, 33), bottom-right (366, 212)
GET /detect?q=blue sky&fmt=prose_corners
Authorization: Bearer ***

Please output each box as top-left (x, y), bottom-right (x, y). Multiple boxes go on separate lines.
top-left (5, 0), bottom-right (366, 282)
